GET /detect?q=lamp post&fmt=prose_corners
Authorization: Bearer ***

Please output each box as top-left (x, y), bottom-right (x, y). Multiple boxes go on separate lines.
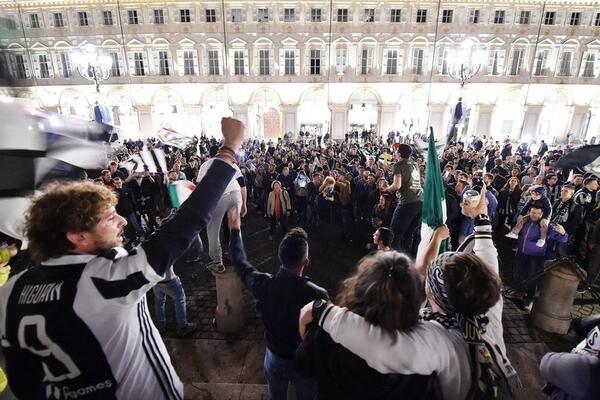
top-left (72, 44), bottom-right (113, 93)
top-left (448, 39), bottom-right (487, 87)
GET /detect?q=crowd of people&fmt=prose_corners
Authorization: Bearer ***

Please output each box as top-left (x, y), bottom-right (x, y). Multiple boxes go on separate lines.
top-left (0, 117), bottom-right (599, 399)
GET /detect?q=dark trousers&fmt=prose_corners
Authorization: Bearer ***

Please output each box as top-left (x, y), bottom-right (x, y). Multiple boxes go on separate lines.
top-left (390, 201), bottom-right (423, 255)
top-left (514, 252), bottom-right (545, 301)
top-left (269, 215), bottom-right (288, 236)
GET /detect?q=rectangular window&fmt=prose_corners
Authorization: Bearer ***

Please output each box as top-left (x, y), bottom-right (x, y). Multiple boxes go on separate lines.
top-left (231, 8), bottom-right (242, 22)
top-left (233, 50), bottom-right (245, 75)
top-left (5, 16), bottom-right (16, 30)
top-left (15, 55), bottom-right (27, 79)
top-left (391, 9), bottom-right (402, 23)
top-left (258, 8), bottom-right (269, 22)
top-left (128, 10), bottom-right (139, 25)
top-left (259, 49), bottom-right (270, 75)
top-left (206, 9), bottom-right (217, 23)
top-left (103, 11), bottom-right (113, 26)
top-left (311, 8), bottom-right (322, 22)
top-left (284, 50), bottom-right (295, 75)
top-left (29, 14), bottom-right (40, 28)
top-left (509, 49), bottom-right (524, 75)
top-left (544, 11), bottom-right (555, 25)
top-left (337, 8), bottom-right (348, 22)
top-left (533, 50), bottom-right (548, 76)
top-left (283, 8), bottom-right (295, 22)
top-left (110, 53), bottom-right (120, 77)
top-left (60, 53), bottom-right (71, 78)
top-left (595, 12), bottom-right (600, 27)
top-left (183, 50), bottom-right (195, 75)
top-left (519, 11), bottom-right (531, 24)
top-left (412, 48), bottom-right (424, 74)
top-left (416, 9), bottom-right (427, 23)
top-left (494, 10), bottom-right (505, 24)
top-left (569, 12), bottom-right (581, 26)
top-left (310, 49), bottom-right (321, 75)
top-left (361, 48), bottom-right (373, 75)
top-left (582, 53), bottom-right (596, 77)
top-left (134, 52), bottom-right (145, 76)
top-left (78, 11), bottom-right (88, 26)
top-left (386, 50), bottom-right (398, 74)
top-left (468, 9), bottom-right (480, 24)
top-left (336, 47), bottom-right (347, 73)
top-left (158, 51), bottom-right (169, 75)
top-left (39, 54), bottom-right (50, 78)
top-left (53, 13), bottom-right (64, 27)
top-left (153, 9), bottom-right (165, 24)
top-left (208, 50), bottom-right (220, 75)
top-left (558, 52), bottom-right (572, 76)
top-left (440, 50), bottom-right (450, 75)
top-left (489, 51), bottom-right (501, 75)
top-left (180, 9), bottom-right (191, 23)
top-left (364, 9), bottom-right (375, 23)
top-left (442, 9), bottom-right (453, 23)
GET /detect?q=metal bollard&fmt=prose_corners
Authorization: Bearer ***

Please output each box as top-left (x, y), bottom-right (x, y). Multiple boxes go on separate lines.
top-left (532, 259), bottom-right (586, 334)
top-left (214, 268), bottom-right (246, 332)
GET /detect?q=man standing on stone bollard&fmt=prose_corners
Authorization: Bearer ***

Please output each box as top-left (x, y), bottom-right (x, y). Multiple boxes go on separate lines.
top-left (227, 211), bottom-right (328, 400)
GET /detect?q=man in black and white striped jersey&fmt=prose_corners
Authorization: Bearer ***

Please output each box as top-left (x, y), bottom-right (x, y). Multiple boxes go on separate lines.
top-left (0, 118), bottom-right (244, 400)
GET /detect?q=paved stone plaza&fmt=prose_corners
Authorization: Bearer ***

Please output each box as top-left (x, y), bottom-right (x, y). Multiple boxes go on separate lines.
top-left (0, 209), bottom-right (595, 400)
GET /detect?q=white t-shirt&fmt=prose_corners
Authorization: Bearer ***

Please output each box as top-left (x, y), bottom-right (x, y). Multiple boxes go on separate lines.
top-left (197, 158), bottom-right (242, 195)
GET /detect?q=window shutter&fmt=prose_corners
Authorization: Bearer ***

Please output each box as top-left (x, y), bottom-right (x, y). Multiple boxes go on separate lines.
top-left (497, 50), bottom-right (506, 73)
top-left (322, 7), bottom-right (327, 22)
top-left (382, 49), bottom-right (388, 75)
top-left (554, 10), bottom-right (562, 25)
top-left (305, 8), bottom-right (311, 22)
top-left (32, 54), bottom-right (40, 78)
top-left (242, 9), bottom-right (247, 22)
top-left (294, 49), bottom-right (300, 75)
top-left (127, 52), bottom-right (134, 75)
top-left (295, 9), bottom-right (300, 21)
top-left (152, 50), bottom-right (159, 75)
top-left (253, 9), bottom-right (258, 22)
top-left (228, 49), bottom-right (234, 76)
top-left (23, 55), bottom-right (31, 78)
top-left (243, 49), bottom-right (249, 75)
top-left (348, 7), bottom-right (353, 22)
top-left (374, 9), bottom-right (380, 22)
top-left (269, 9), bottom-right (273, 21)
top-left (72, 11), bottom-right (78, 26)
top-left (436, 48), bottom-right (444, 73)
top-left (398, 50), bottom-right (404, 74)
top-left (215, 8), bottom-right (220, 22)
top-left (279, 7), bottom-right (284, 22)
top-left (47, 54), bottom-right (54, 77)
top-left (122, 10), bottom-right (128, 24)
top-left (529, 10), bottom-right (538, 24)
top-left (138, 11), bottom-right (143, 24)
top-left (149, 9), bottom-right (154, 23)
top-left (24, 14), bottom-right (31, 28)
top-left (54, 53), bottom-right (63, 77)
top-left (226, 8), bottom-right (231, 22)
top-left (422, 48), bottom-right (430, 74)
top-left (176, 50), bottom-right (184, 76)
top-left (279, 49), bottom-right (285, 76)
top-left (579, 51), bottom-right (588, 76)
top-left (8, 55), bottom-right (16, 77)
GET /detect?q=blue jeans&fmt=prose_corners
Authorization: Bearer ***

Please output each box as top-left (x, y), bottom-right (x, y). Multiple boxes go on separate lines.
top-left (152, 277), bottom-right (189, 330)
top-left (514, 252), bottom-right (545, 301)
top-left (389, 201), bottom-right (423, 255)
top-left (263, 348), bottom-right (316, 400)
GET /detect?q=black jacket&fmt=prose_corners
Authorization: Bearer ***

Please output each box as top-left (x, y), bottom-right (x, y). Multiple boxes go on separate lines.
top-left (229, 230), bottom-right (328, 359)
top-left (295, 325), bottom-right (442, 400)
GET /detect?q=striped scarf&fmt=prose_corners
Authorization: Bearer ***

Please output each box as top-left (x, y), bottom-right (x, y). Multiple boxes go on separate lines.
top-left (425, 252), bottom-right (500, 399)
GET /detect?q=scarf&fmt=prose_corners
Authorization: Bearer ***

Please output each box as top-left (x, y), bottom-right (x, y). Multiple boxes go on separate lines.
top-left (274, 191), bottom-right (281, 218)
top-left (425, 252), bottom-right (500, 399)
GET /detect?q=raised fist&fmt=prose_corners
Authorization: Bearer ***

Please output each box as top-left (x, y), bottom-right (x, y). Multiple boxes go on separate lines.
top-left (221, 118), bottom-right (245, 153)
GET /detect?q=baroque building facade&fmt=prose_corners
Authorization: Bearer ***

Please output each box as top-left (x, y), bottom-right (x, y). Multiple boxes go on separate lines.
top-left (1, 0), bottom-right (600, 143)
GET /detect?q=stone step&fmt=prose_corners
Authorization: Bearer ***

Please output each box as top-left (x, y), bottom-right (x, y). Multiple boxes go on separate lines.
top-left (185, 382), bottom-right (267, 400)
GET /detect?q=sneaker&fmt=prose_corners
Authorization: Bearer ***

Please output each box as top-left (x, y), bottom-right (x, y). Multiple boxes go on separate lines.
top-left (505, 232), bottom-right (519, 239)
top-left (176, 322), bottom-right (196, 337)
top-left (523, 301), bottom-right (533, 313)
top-left (536, 239), bottom-right (546, 247)
top-left (206, 261), bottom-right (226, 274)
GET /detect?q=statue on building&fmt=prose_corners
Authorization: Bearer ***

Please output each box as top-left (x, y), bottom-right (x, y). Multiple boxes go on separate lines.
top-left (446, 97), bottom-right (464, 145)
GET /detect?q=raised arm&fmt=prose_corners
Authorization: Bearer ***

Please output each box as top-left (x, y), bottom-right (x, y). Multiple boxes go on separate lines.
top-left (141, 118), bottom-right (243, 276)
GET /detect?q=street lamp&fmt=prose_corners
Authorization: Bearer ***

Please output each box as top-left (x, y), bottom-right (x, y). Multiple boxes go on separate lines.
top-left (72, 44), bottom-right (113, 93)
top-left (447, 39), bottom-right (487, 87)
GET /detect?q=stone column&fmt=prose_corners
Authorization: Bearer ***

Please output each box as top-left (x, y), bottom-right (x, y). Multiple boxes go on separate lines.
top-left (556, 105), bottom-right (576, 144)
top-left (330, 104), bottom-right (349, 140)
top-left (136, 104), bottom-right (153, 138)
top-left (231, 104), bottom-right (250, 133)
top-left (428, 104), bottom-right (447, 141)
top-left (378, 104), bottom-right (398, 139)
top-left (475, 104), bottom-right (495, 138)
top-left (183, 104), bottom-right (202, 137)
top-left (519, 104), bottom-right (543, 141)
top-left (586, 108), bottom-right (600, 143)
top-left (567, 105), bottom-right (589, 143)
top-left (280, 104), bottom-right (299, 139)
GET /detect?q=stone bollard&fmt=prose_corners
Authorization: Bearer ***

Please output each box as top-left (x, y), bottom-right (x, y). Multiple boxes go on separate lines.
top-left (532, 260), bottom-right (586, 334)
top-left (214, 268), bottom-right (246, 332)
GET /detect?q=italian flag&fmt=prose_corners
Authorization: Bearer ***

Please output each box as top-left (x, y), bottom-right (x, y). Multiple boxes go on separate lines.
top-left (417, 129), bottom-right (447, 258)
top-left (168, 180), bottom-right (196, 209)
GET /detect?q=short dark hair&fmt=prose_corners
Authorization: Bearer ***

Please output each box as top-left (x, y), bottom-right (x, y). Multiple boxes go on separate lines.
top-left (278, 228), bottom-right (309, 270)
top-left (397, 144), bottom-right (412, 159)
top-left (377, 228), bottom-right (394, 247)
top-left (584, 177), bottom-right (598, 186)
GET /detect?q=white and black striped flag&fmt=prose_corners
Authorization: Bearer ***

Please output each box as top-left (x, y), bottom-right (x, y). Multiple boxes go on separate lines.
top-left (0, 102), bottom-right (110, 243)
top-left (557, 145), bottom-right (600, 175)
top-left (120, 148), bottom-right (168, 175)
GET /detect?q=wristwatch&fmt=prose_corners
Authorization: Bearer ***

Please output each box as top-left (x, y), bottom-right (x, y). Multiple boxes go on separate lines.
top-left (312, 299), bottom-right (329, 325)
